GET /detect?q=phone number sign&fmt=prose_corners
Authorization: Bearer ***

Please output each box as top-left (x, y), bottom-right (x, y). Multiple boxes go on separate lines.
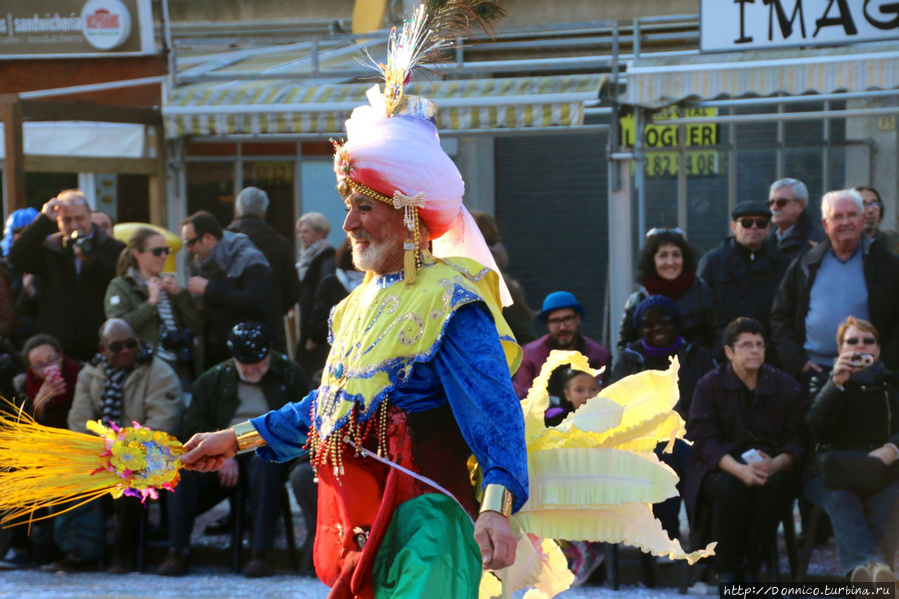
top-left (620, 107), bottom-right (720, 177)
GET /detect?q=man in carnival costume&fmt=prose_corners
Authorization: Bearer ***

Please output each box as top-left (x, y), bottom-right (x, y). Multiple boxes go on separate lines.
top-left (178, 80), bottom-right (527, 599)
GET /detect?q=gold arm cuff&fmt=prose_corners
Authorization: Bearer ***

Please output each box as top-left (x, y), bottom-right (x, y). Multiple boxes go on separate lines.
top-left (479, 484), bottom-right (513, 519)
top-left (232, 421), bottom-right (266, 454)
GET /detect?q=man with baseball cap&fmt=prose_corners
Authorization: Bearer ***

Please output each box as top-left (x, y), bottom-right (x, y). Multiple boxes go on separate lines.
top-left (158, 322), bottom-right (308, 578)
top-left (512, 291), bottom-right (611, 399)
top-left (699, 201), bottom-right (790, 363)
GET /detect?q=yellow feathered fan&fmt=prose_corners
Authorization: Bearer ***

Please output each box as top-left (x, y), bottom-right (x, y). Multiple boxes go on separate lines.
top-left (480, 351), bottom-right (715, 599)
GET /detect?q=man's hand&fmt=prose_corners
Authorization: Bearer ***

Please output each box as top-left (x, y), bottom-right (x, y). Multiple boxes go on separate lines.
top-left (217, 458), bottom-right (240, 487)
top-left (802, 360), bottom-right (823, 375)
top-left (188, 276), bottom-right (209, 296)
top-left (180, 429), bottom-right (239, 472)
top-left (187, 277), bottom-right (209, 295)
top-left (41, 197), bottom-right (61, 218)
top-left (473, 511), bottom-right (517, 570)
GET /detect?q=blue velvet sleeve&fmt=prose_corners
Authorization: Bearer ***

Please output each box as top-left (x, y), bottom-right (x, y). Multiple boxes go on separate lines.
top-left (251, 391), bottom-right (314, 462)
top-left (431, 303), bottom-right (529, 512)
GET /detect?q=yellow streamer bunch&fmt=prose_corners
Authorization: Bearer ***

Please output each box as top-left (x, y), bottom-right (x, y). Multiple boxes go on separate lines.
top-left (0, 405), bottom-right (183, 525)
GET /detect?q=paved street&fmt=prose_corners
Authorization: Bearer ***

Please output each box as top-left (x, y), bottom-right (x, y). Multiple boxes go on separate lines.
top-left (0, 569), bottom-right (691, 599)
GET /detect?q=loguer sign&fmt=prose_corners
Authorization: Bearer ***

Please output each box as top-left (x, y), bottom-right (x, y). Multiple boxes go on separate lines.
top-left (701, 0), bottom-right (899, 53)
top-left (0, 0), bottom-right (155, 58)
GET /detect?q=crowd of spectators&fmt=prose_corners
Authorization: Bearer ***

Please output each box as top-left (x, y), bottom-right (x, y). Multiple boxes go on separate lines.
top-left (0, 178), bottom-right (895, 587)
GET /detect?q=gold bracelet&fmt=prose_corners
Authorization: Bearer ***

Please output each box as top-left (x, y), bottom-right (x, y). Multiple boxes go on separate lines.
top-left (232, 421), bottom-right (266, 454)
top-left (479, 484), bottom-right (513, 519)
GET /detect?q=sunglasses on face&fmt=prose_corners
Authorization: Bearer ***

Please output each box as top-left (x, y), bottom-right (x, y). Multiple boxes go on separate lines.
top-left (645, 227), bottom-right (685, 239)
top-left (107, 338), bottom-right (139, 353)
top-left (182, 236), bottom-right (200, 247)
top-left (766, 198), bottom-right (792, 209)
top-left (864, 200), bottom-right (883, 208)
top-left (738, 217), bottom-right (769, 229)
top-left (143, 246), bottom-right (170, 257)
top-left (844, 336), bottom-right (877, 346)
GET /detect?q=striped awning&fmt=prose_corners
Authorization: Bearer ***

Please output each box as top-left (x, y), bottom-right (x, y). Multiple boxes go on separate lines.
top-left (626, 45), bottom-right (899, 107)
top-left (162, 75), bottom-right (605, 138)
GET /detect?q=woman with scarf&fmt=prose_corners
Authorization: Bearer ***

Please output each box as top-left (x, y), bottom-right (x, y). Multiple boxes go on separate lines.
top-left (618, 228), bottom-right (717, 354)
top-left (104, 227), bottom-right (203, 385)
top-left (294, 212), bottom-right (335, 376)
top-left (612, 295), bottom-right (716, 542)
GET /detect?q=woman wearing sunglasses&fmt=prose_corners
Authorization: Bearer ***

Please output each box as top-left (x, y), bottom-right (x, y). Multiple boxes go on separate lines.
top-left (805, 316), bottom-right (899, 584)
top-left (104, 227), bottom-right (202, 382)
top-left (618, 228), bottom-right (717, 354)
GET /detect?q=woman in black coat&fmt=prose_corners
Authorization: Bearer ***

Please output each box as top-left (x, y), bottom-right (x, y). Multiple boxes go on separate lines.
top-left (618, 228), bottom-right (717, 354)
top-left (295, 212), bottom-right (336, 376)
top-left (804, 316), bottom-right (899, 583)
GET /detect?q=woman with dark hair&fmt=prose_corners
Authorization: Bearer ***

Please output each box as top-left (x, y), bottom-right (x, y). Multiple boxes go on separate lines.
top-left (618, 228), bottom-right (716, 353)
top-left (20, 333), bottom-right (81, 430)
top-left (805, 316), bottom-right (899, 584)
top-left (612, 295), bottom-right (715, 542)
top-left (104, 227), bottom-right (202, 383)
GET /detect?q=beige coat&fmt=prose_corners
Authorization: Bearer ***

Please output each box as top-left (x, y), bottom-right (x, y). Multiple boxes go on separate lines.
top-left (68, 357), bottom-right (185, 436)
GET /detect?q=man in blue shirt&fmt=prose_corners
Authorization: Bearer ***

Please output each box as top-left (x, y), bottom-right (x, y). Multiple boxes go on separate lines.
top-left (771, 189), bottom-right (899, 384)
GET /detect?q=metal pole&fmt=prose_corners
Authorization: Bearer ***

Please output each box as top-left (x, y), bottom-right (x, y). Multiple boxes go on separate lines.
top-left (634, 107), bottom-right (646, 240)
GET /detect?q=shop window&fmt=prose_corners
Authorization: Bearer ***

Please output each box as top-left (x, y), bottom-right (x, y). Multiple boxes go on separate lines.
top-left (186, 162), bottom-right (235, 227)
top-left (25, 172), bottom-right (78, 210)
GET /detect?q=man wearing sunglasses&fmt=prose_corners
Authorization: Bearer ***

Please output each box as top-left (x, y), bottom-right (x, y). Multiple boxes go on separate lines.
top-left (182, 211), bottom-right (278, 369)
top-left (55, 318), bottom-right (184, 574)
top-left (766, 178), bottom-right (826, 261)
top-left (8, 190), bottom-right (126, 362)
top-left (699, 201), bottom-right (790, 364)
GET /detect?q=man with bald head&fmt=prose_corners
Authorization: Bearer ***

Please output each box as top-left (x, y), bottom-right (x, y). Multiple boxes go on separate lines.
top-left (48, 318), bottom-right (185, 574)
top-left (9, 190), bottom-right (125, 361)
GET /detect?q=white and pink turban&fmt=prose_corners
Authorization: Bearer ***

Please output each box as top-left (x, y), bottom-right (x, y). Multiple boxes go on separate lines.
top-left (335, 94), bottom-right (512, 305)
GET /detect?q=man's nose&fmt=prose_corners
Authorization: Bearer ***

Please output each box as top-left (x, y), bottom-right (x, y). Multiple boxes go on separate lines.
top-left (343, 211), bottom-right (357, 232)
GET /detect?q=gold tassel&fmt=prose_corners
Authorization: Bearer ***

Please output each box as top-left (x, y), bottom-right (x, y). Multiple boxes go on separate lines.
top-left (404, 244), bottom-right (418, 285)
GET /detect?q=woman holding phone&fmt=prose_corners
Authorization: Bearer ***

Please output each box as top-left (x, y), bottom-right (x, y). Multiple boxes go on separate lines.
top-left (21, 333), bottom-right (81, 429)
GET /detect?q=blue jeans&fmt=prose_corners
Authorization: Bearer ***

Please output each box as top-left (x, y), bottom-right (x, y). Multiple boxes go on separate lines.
top-left (804, 475), bottom-right (899, 574)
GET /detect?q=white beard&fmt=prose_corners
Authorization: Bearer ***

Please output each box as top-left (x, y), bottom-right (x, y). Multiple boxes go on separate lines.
top-left (351, 226), bottom-right (405, 273)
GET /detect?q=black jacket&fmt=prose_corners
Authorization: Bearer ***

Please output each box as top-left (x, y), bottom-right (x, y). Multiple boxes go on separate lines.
top-left (618, 278), bottom-right (717, 353)
top-left (770, 236), bottom-right (899, 377)
top-left (698, 236), bottom-right (790, 361)
top-left (226, 216), bottom-right (300, 319)
top-left (768, 209), bottom-right (826, 262)
top-left (201, 262), bottom-right (277, 369)
top-left (611, 339), bottom-right (716, 418)
top-left (806, 364), bottom-right (899, 452)
top-left (8, 214), bottom-right (125, 361)
top-left (183, 350), bottom-right (308, 441)
top-left (298, 247), bottom-right (336, 345)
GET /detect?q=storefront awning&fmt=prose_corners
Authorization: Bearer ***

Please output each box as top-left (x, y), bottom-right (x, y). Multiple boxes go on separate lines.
top-left (162, 74), bottom-right (605, 138)
top-left (0, 122), bottom-right (146, 159)
top-left (625, 45), bottom-right (899, 108)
